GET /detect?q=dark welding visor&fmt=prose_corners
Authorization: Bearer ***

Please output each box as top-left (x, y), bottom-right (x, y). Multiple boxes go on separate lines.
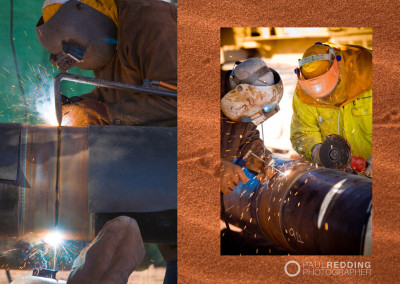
top-left (36, 0), bottom-right (117, 71)
top-left (50, 41), bottom-right (86, 72)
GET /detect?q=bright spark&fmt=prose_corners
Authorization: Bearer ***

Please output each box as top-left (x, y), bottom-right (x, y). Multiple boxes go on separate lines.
top-left (44, 231), bottom-right (63, 248)
top-left (283, 170), bottom-right (291, 176)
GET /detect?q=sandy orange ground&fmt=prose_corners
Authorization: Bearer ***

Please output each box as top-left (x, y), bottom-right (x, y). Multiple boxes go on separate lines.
top-left (0, 266), bottom-right (165, 284)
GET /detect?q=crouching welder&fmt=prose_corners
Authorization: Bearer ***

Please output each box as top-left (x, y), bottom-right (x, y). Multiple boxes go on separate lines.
top-left (36, 0), bottom-right (177, 282)
top-left (220, 57), bottom-right (284, 194)
top-left (36, 0), bottom-right (177, 127)
top-left (290, 43), bottom-right (372, 177)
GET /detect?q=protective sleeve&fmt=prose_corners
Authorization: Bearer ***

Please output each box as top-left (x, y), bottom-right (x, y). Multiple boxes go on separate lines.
top-left (113, 2), bottom-right (177, 126)
top-left (290, 91), bottom-right (324, 162)
top-left (238, 122), bottom-right (264, 160)
top-left (82, 1), bottom-right (177, 126)
top-left (125, 2), bottom-right (177, 84)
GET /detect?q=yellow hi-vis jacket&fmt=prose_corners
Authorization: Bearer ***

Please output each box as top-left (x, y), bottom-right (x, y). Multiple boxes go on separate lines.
top-left (290, 90), bottom-right (372, 161)
top-left (290, 44), bottom-right (372, 161)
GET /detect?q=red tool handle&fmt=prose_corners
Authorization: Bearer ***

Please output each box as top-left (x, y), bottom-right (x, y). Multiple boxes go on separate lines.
top-left (350, 156), bottom-right (366, 172)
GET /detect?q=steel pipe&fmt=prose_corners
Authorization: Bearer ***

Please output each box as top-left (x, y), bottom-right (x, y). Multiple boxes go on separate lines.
top-left (0, 123), bottom-right (177, 244)
top-left (222, 158), bottom-right (372, 255)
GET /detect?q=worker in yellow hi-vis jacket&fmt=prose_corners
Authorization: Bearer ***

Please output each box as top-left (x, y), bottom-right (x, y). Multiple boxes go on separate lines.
top-left (290, 42), bottom-right (372, 177)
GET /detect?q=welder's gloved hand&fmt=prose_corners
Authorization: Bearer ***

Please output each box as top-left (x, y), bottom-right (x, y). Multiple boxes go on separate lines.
top-left (364, 156), bottom-right (372, 177)
top-left (245, 149), bottom-right (276, 184)
top-left (221, 160), bottom-right (249, 194)
top-left (257, 152), bottom-right (276, 184)
top-left (311, 143), bottom-right (322, 164)
top-left (257, 166), bottom-right (275, 184)
top-left (61, 94), bottom-right (85, 105)
top-left (68, 216), bottom-right (146, 284)
top-left (62, 99), bottom-right (112, 126)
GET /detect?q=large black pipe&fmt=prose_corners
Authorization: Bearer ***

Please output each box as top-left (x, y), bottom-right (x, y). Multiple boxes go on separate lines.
top-left (222, 158), bottom-right (372, 255)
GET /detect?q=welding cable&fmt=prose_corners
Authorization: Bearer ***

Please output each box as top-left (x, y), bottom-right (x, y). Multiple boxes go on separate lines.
top-left (5, 269), bottom-right (12, 283)
top-left (10, 0), bottom-right (28, 122)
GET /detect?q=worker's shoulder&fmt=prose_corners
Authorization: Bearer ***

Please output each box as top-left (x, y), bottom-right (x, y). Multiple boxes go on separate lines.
top-left (117, 0), bottom-right (176, 18)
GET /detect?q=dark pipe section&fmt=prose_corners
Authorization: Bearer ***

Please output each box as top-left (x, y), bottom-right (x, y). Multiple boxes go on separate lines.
top-left (222, 158), bottom-right (372, 255)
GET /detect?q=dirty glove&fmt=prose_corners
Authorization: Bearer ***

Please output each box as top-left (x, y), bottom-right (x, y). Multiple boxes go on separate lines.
top-left (68, 216), bottom-right (146, 284)
top-left (364, 156), bottom-right (372, 177)
top-left (62, 99), bottom-right (112, 126)
top-left (61, 94), bottom-right (84, 105)
top-left (220, 160), bottom-right (249, 194)
top-left (244, 149), bottom-right (276, 184)
top-left (256, 153), bottom-right (276, 184)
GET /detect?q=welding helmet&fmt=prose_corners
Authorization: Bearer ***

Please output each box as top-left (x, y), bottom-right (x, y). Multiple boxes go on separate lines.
top-left (36, 0), bottom-right (117, 72)
top-left (295, 43), bottom-right (346, 105)
top-left (221, 58), bottom-right (283, 125)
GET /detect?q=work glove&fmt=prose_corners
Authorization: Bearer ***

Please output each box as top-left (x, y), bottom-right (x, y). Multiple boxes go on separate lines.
top-left (220, 160), bottom-right (249, 194)
top-left (61, 94), bottom-right (84, 105)
top-left (68, 216), bottom-right (146, 284)
top-left (62, 99), bottom-right (112, 126)
top-left (245, 149), bottom-right (276, 184)
top-left (364, 156), bottom-right (372, 177)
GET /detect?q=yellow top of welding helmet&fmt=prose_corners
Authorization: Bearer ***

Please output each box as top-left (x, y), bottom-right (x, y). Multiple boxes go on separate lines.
top-left (42, 0), bottom-right (118, 27)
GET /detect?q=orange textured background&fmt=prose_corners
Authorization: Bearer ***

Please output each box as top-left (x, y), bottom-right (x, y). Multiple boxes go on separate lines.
top-left (177, 1), bottom-right (400, 283)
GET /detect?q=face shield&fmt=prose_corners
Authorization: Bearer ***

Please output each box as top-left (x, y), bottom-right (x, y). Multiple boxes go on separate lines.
top-left (295, 47), bottom-right (345, 105)
top-left (221, 68), bottom-right (283, 125)
top-left (36, 0), bottom-right (117, 72)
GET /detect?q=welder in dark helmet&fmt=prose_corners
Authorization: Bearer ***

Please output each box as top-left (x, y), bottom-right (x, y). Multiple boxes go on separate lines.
top-left (36, 1), bottom-right (177, 283)
top-left (36, 0), bottom-right (177, 127)
top-left (220, 57), bottom-right (284, 194)
top-left (290, 43), bottom-right (372, 177)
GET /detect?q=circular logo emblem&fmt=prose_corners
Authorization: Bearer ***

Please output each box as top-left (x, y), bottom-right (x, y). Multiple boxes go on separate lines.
top-left (284, 260), bottom-right (301, 277)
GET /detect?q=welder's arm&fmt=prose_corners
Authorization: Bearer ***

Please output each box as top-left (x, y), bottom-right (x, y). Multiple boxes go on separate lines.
top-left (237, 122), bottom-right (264, 162)
top-left (234, 122), bottom-right (276, 183)
top-left (290, 93), bottom-right (324, 162)
top-left (220, 160), bottom-right (249, 194)
top-left (98, 5), bottom-right (177, 126)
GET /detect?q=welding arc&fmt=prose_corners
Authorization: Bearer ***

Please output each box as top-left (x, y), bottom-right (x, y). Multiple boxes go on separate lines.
top-left (54, 126), bottom-right (62, 228)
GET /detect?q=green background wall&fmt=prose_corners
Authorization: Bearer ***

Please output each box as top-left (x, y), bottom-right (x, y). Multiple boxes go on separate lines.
top-left (0, 0), bottom-right (94, 124)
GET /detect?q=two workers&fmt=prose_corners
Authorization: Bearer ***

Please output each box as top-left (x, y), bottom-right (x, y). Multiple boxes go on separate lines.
top-left (36, 1), bottom-right (372, 279)
top-left (221, 42), bottom-right (372, 195)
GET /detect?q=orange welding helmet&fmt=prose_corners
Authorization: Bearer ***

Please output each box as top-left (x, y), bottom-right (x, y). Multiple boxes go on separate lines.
top-left (295, 43), bottom-right (343, 103)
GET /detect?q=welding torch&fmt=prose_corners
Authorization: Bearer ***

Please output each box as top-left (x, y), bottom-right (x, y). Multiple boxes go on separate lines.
top-left (248, 151), bottom-right (285, 175)
top-left (54, 73), bottom-right (177, 126)
top-left (236, 150), bottom-right (285, 176)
